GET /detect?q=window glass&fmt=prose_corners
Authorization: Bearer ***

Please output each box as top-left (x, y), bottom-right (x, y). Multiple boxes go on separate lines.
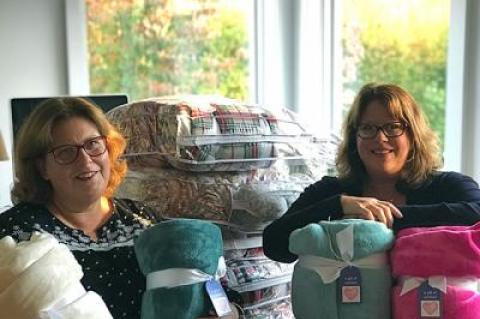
top-left (341, 0), bottom-right (450, 148)
top-left (85, 0), bottom-right (252, 101)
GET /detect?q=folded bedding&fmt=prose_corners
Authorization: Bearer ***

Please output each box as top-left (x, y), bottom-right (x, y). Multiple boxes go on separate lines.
top-left (242, 298), bottom-right (294, 319)
top-left (116, 166), bottom-right (307, 230)
top-left (134, 219), bottom-right (225, 319)
top-left (390, 223), bottom-right (480, 319)
top-left (232, 282), bottom-right (291, 308)
top-left (106, 95), bottom-right (311, 171)
top-left (39, 291), bottom-right (113, 319)
top-left (0, 232), bottom-right (112, 319)
top-left (289, 220), bottom-right (394, 319)
top-left (392, 283), bottom-right (480, 319)
top-left (224, 258), bottom-right (294, 291)
top-left (391, 223), bottom-right (480, 277)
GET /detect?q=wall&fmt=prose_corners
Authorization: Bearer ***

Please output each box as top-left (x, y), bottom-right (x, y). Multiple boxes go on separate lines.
top-left (0, 0), bottom-right (68, 209)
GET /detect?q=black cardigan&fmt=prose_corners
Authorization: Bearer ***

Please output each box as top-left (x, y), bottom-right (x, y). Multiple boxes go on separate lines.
top-left (263, 171), bottom-right (480, 263)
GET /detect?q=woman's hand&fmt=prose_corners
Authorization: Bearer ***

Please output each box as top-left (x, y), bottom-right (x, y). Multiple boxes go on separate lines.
top-left (340, 195), bottom-right (403, 228)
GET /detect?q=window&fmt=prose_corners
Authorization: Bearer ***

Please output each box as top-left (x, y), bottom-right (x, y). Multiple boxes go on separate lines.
top-left (85, 0), bottom-right (253, 101)
top-left (75, 0), bottom-right (479, 180)
top-left (340, 0), bottom-right (450, 148)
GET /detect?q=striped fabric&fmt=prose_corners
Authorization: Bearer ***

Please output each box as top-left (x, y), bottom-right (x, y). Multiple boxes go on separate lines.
top-left (212, 104), bottom-right (271, 135)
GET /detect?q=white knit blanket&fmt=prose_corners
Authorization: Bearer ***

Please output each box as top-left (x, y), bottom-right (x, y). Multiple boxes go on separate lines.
top-left (0, 232), bottom-right (112, 319)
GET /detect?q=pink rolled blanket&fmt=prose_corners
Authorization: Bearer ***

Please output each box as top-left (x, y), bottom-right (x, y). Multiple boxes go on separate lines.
top-left (392, 284), bottom-right (480, 319)
top-left (390, 223), bottom-right (480, 319)
top-left (391, 223), bottom-right (480, 278)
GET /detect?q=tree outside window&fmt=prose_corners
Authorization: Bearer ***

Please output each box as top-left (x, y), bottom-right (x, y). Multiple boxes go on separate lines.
top-left (342, 0), bottom-right (450, 149)
top-left (86, 0), bottom-right (251, 102)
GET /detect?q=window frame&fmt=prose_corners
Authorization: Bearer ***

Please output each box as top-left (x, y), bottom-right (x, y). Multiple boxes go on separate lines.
top-left (65, 0), bottom-right (89, 95)
top-left (444, 0), bottom-right (480, 183)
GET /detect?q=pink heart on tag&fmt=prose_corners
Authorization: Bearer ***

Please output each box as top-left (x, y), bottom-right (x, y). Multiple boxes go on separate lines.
top-left (344, 287), bottom-right (358, 300)
top-left (423, 301), bottom-right (438, 315)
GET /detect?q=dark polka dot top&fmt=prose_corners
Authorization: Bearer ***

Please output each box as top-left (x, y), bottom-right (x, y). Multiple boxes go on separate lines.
top-left (0, 198), bottom-right (159, 319)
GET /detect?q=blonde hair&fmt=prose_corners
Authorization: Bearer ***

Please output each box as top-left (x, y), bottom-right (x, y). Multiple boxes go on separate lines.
top-left (336, 83), bottom-right (442, 188)
top-left (11, 97), bottom-right (127, 204)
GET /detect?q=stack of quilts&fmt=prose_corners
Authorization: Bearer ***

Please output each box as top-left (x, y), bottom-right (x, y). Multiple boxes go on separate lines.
top-left (107, 95), bottom-right (311, 171)
top-left (221, 228), bottom-right (295, 317)
top-left (107, 95), bottom-right (338, 318)
top-left (113, 164), bottom-right (304, 228)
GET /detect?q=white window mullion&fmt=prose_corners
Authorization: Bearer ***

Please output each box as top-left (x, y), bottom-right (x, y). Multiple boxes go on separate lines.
top-left (461, 0), bottom-right (480, 182)
top-left (255, 0), bottom-right (296, 111)
top-left (65, 0), bottom-right (90, 95)
top-left (294, 0), bottom-right (335, 137)
top-left (331, 0), bottom-right (343, 135)
top-left (251, 0), bottom-right (264, 105)
top-left (444, 0), bottom-right (466, 173)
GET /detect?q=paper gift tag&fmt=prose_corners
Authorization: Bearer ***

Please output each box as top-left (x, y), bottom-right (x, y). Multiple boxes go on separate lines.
top-left (339, 266), bottom-right (362, 303)
top-left (418, 282), bottom-right (443, 318)
top-left (205, 279), bottom-right (233, 317)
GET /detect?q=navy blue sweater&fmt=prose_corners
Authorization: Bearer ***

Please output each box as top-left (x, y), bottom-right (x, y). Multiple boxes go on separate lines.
top-left (263, 171), bottom-right (480, 263)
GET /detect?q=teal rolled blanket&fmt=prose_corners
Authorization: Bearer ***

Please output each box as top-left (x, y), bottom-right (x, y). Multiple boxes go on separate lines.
top-left (289, 219), bottom-right (394, 319)
top-left (134, 219), bottom-right (224, 319)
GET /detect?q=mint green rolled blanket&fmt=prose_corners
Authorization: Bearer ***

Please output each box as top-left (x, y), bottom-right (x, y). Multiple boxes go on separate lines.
top-left (289, 219), bottom-right (394, 319)
top-left (134, 219), bottom-right (224, 319)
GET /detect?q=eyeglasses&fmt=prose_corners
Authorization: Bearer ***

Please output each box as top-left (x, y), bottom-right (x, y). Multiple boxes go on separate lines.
top-left (357, 122), bottom-right (407, 139)
top-left (48, 136), bottom-right (107, 165)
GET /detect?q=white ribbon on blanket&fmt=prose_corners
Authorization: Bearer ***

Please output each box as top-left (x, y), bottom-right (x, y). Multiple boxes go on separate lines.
top-left (146, 256), bottom-right (227, 290)
top-left (399, 275), bottom-right (480, 296)
top-left (37, 282), bottom-right (86, 319)
top-left (297, 225), bottom-right (388, 284)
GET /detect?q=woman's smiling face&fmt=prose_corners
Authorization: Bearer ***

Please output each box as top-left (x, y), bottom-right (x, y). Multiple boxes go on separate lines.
top-left (38, 117), bottom-right (111, 206)
top-left (356, 100), bottom-right (411, 181)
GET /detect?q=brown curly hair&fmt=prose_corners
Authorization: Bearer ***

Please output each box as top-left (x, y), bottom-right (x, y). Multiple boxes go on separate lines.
top-left (336, 83), bottom-right (442, 188)
top-left (11, 97), bottom-right (127, 204)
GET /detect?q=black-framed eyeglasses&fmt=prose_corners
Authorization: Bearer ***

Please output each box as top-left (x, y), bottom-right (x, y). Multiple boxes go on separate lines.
top-left (48, 136), bottom-right (107, 165)
top-left (357, 122), bottom-right (407, 139)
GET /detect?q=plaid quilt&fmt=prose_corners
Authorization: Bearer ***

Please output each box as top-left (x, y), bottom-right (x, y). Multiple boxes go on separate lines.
top-left (107, 96), bottom-right (311, 171)
top-left (212, 104), bottom-right (274, 136)
top-left (225, 259), bottom-right (294, 288)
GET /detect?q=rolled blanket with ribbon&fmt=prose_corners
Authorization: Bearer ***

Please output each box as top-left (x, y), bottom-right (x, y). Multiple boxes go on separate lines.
top-left (390, 223), bottom-right (480, 319)
top-left (289, 219), bottom-right (394, 319)
top-left (391, 223), bottom-right (480, 277)
top-left (134, 219), bottom-right (225, 319)
top-left (0, 232), bottom-right (112, 319)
